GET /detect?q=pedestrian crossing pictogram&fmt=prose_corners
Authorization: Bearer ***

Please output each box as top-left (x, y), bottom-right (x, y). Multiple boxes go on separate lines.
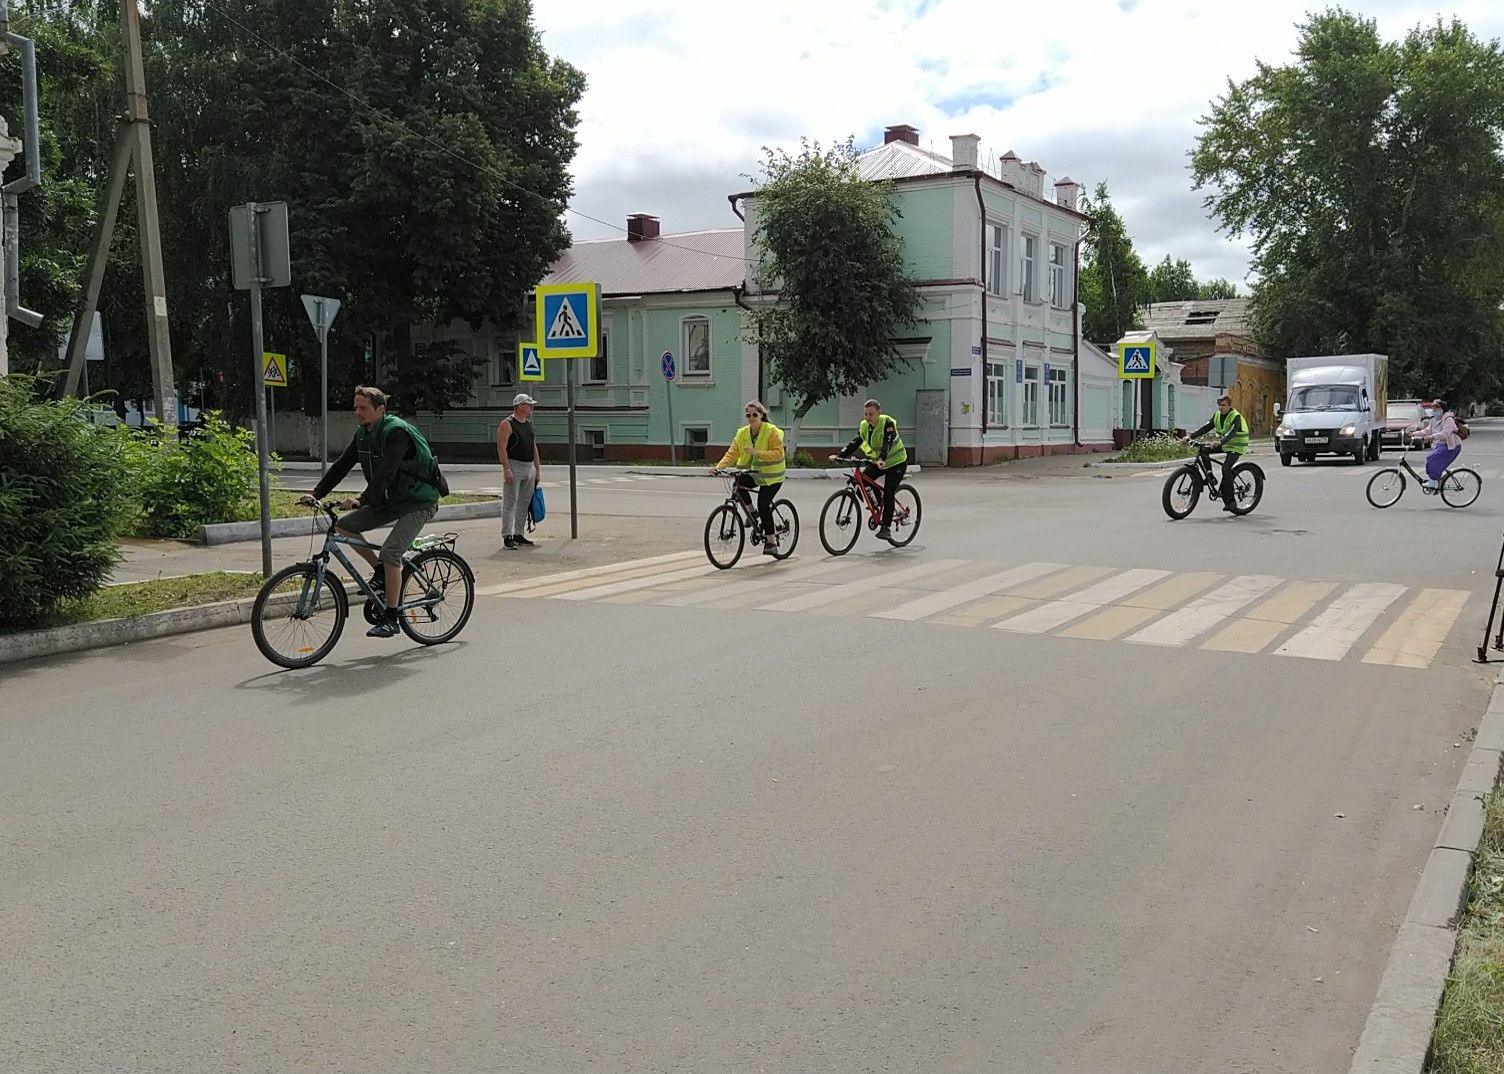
top-left (546, 297), bottom-right (587, 342)
top-left (480, 551), bottom-right (1471, 671)
top-left (534, 282), bottom-right (600, 359)
top-left (1118, 341), bottom-right (1156, 379)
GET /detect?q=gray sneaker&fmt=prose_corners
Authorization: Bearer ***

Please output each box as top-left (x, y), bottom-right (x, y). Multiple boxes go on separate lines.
top-left (366, 615), bottom-right (400, 639)
top-left (877, 526), bottom-right (893, 542)
top-left (761, 538), bottom-right (779, 556)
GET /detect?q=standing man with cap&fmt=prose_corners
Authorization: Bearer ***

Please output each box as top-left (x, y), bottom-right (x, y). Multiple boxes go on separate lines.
top-left (496, 393), bottom-right (542, 549)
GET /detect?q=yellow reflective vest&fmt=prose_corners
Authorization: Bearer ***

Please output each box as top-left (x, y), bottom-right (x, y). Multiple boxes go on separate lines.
top-left (716, 422), bottom-right (786, 485)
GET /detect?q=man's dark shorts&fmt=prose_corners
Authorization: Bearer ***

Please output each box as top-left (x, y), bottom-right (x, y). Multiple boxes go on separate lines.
top-left (337, 503), bottom-right (438, 565)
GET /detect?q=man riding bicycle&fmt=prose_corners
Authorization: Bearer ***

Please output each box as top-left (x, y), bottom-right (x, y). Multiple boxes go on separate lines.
top-left (303, 385), bottom-right (445, 637)
top-left (1184, 394), bottom-right (1249, 512)
top-left (710, 400), bottom-right (786, 555)
top-left (831, 399), bottom-right (907, 542)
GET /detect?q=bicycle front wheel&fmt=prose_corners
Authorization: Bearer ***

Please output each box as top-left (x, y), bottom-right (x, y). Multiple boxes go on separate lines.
top-left (1365, 468), bottom-right (1405, 509)
top-left (1441, 468), bottom-right (1482, 508)
top-left (769, 499), bottom-right (799, 559)
top-left (398, 549), bottom-right (476, 645)
top-left (818, 489), bottom-right (862, 556)
top-left (1162, 467), bottom-right (1201, 520)
top-left (886, 484), bottom-right (923, 547)
top-left (251, 564), bottom-right (348, 669)
top-left (704, 503), bottom-right (745, 569)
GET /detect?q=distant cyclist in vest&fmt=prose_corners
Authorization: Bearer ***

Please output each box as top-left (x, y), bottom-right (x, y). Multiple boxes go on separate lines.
top-left (1185, 394), bottom-right (1249, 512)
top-left (711, 399), bottom-right (786, 555)
top-left (303, 385), bottom-right (442, 638)
top-left (833, 399), bottom-right (908, 542)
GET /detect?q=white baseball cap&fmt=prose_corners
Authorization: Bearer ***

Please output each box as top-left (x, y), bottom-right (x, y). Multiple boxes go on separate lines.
top-left (512, 393), bottom-right (537, 406)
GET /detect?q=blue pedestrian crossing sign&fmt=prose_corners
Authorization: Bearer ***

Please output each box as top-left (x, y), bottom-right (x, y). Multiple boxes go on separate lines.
top-left (534, 282), bottom-right (600, 360)
top-left (518, 343), bottom-right (544, 382)
top-left (1117, 341), bottom-right (1157, 380)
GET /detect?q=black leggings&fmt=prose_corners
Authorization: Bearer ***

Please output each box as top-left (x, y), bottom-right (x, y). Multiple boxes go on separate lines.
top-left (863, 462), bottom-right (906, 527)
top-left (735, 474), bottom-right (780, 536)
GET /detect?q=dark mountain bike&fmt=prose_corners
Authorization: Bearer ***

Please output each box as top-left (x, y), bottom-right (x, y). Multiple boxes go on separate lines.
top-left (1162, 441), bottom-right (1265, 520)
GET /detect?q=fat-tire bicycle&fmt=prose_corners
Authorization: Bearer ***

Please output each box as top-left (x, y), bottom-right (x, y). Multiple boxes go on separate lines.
top-left (818, 456), bottom-right (922, 555)
top-left (250, 500), bottom-right (476, 668)
top-left (1364, 443), bottom-right (1481, 509)
top-left (1162, 441), bottom-right (1265, 520)
top-left (703, 469), bottom-right (800, 569)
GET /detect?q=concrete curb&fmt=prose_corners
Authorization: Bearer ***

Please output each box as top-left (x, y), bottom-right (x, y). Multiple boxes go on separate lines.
top-left (1346, 673), bottom-right (1504, 1073)
top-left (626, 465), bottom-right (922, 480)
top-left (0, 587), bottom-right (344, 666)
top-left (198, 500), bottom-right (502, 545)
top-left (1088, 458), bottom-right (1195, 470)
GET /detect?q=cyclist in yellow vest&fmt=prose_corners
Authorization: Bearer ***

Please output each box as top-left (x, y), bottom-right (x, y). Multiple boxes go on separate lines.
top-left (832, 399), bottom-right (908, 542)
top-left (1185, 394), bottom-right (1249, 512)
top-left (710, 399), bottom-right (787, 555)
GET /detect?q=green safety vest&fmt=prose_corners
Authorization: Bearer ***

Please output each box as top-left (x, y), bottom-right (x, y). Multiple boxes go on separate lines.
top-left (859, 414), bottom-right (908, 467)
top-left (1213, 408), bottom-right (1249, 454)
top-left (732, 421), bottom-right (786, 485)
top-left (355, 414), bottom-right (441, 512)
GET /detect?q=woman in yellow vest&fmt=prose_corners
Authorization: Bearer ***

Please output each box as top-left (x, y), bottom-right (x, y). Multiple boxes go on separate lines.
top-left (711, 400), bottom-right (787, 555)
top-left (832, 398), bottom-right (908, 542)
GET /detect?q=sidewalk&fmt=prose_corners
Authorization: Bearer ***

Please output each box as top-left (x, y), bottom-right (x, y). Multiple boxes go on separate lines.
top-left (113, 515), bottom-right (692, 589)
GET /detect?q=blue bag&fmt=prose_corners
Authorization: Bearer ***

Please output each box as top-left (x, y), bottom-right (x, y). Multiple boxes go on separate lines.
top-left (527, 485), bottom-right (546, 530)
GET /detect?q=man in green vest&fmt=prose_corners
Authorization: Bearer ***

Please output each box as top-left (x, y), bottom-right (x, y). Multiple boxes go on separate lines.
top-left (303, 385), bottom-right (443, 637)
top-left (1186, 394), bottom-right (1250, 512)
top-left (832, 399), bottom-right (908, 542)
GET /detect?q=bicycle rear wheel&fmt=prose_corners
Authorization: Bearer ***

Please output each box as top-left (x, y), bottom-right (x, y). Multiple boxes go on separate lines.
top-left (1227, 464), bottom-right (1264, 516)
top-left (704, 504), bottom-right (745, 568)
top-left (251, 564), bottom-right (348, 669)
top-left (1441, 468), bottom-right (1481, 508)
top-left (886, 484), bottom-right (922, 547)
top-left (398, 549), bottom-right (475, 645)
top-left (818, 489), bottom-right (862, 556)
top-left (769, 499), bottom-right (799, 559)
top-left (1365, 468), bottom-right (1405, 508)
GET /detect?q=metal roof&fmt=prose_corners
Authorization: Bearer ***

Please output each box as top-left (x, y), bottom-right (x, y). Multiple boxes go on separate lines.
top-left (542, 228), bottom-right (747, 295)
top-left (1141, 298), bottom-right (1252, 341)
top-left (855, 141), bottom-right (953, 181)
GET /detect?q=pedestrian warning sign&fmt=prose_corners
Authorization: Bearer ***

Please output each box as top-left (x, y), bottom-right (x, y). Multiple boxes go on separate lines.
top-left (1117, 341), bottom-right (1156, 380)
top-left (262, 351), bottom-right (288, 388)
top-left (534, 282), bottom-right (600, 360)
top-left (518, 343), bottom-right (544, 382)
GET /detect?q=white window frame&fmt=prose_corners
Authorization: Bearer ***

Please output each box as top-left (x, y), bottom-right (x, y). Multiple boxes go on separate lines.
top-left (1021, 234), bottom-right (1038, 303)
top-left (489, 333), bottom-right (517, 388)
top-left (1049, 243), bottom-right (1068, 308)
top-left (682, 316), bottom-right (711, 377)
top-left (1023, 364), bottom-right (1041, 426)
top-left (986, 361), bottom-right (1009, 429)
top-left (987, 223), bottom-right (1009, 298)
top-left (586, 329), bottom-right (609, 384)
top-left (1048, 365), bottom-right (1069, 426)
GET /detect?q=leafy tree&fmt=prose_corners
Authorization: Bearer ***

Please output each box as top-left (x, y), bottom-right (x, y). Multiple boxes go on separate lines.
top-left (1146, 256), bottom-right (1240, 304)
top-left (746, 138), bottom-right (922, 448)
top-left (1197, 277), bottom-right (1239, 301)
top-left (1079, 182), bottom-right (1150, 346)
top-left (1192, 9), bottom-right (1504, 399)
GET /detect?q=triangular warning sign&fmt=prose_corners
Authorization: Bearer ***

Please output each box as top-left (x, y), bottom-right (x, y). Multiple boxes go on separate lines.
top-left (262, 354), bottom-right (287, 385)
top-left (522, 351), bottom-right (542, 376)
top-left (546, 297), bottom-right (587, 342)
top-left (1124, 349), bottom-right (1150, 373)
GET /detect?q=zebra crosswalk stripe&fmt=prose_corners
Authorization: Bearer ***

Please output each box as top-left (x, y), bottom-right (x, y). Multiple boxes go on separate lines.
top-left (1274, 583), bottom-right (1408, 661)
top-left (757, 559), bottom-right (969, 613)
top-left (994, 568), bottom-right (1172, 634)
top-left (1126, 575), bottom-right (1284, 648)
top-left (1362, 588), bottom-right (1471, 668)
top-left (869, 562), bottom-right (1067, 622)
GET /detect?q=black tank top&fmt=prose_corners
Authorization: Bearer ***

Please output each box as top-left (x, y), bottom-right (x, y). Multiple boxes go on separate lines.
top-left (506, 417), bottom-right (536, 462)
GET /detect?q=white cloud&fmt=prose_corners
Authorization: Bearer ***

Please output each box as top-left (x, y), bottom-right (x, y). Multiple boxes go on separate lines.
top-left (533, 0), bottom-right (1504, 286)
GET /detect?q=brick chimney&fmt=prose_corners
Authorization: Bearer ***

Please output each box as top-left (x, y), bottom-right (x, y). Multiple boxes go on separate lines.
top-left (626, 213), bottom-right (660, 242)
top-left (1054, 177), bottom-right (1081, 211)
top-left (884, 124), bottom-right (920, 146)
top-left (950, 133), bottom-right (980, 171)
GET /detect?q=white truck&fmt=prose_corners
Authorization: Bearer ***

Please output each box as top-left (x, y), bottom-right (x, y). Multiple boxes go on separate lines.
top-left (1274, 354), bottom-right (1389, 467)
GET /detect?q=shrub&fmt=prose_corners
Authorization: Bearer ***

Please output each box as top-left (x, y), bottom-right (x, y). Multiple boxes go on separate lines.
top-left (0, 376), bottom-right (135, 630)
top-left (126, 412), bottom-right (271, 538)
top-left (790, 449), bottom-right (817, 468)
top-left (1108, 433), bottom-right (1197, 463)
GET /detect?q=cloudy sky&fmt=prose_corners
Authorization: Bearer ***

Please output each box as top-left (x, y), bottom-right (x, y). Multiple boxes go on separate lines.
top-left (531, 0), bottom-right (1504, 287)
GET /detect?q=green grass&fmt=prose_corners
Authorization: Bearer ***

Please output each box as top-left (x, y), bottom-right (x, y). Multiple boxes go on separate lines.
top-left (1430, 782), bottom-right (1504, 1074)
top-left (1106, 435), bottom-right (1198, 463)
top-left (46, 571), bottom-right (266, 627)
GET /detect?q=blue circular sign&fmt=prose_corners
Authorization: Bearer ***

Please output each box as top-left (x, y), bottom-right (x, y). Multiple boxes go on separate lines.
top-left (661, 351), bottom-right (676, 381)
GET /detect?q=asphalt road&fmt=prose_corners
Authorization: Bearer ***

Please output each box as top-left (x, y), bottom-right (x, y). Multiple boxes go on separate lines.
top-left (5, 425), bottom-right (1501, 1073)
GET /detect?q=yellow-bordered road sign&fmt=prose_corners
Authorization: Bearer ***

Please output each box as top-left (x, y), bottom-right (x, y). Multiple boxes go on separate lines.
top-left (518, 343), bottom-right (545, 382)
top-left (1117, 341), bottom-right (1156, 380)
top-left (262, 351), bottom-right (288, 387)
top-left (534, 282), bottom-right (600, 359)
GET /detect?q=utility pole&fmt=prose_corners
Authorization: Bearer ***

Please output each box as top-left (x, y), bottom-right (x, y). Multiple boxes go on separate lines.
top-left (62, 0), bottom-right (176, 425)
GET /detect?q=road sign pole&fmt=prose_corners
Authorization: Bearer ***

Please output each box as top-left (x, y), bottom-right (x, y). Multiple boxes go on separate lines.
top-left (246, 203), bottom-right (273, 577)
top-left (667, 381), bottom-right (677, 466)
top-left (567, 358), bottom-right (579, 540)
top-left (320, 327), bottom-right (329, 478)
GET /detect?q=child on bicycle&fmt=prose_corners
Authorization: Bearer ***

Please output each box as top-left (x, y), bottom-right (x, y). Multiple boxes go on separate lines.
top-left (830, 399), bottom-right (908, 542)
top-left (710, 400), bottom-right (786, 555)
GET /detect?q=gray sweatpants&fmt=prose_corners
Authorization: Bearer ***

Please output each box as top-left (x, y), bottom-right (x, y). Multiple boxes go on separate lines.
top-left (502, 462), bottom-right (537, 537)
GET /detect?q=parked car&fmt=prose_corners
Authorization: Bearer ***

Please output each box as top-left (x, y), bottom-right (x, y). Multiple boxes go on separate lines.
top-left (1382, 399), bottom-right (1426, 449)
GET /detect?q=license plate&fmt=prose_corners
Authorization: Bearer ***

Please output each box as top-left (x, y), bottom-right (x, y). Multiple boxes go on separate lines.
top-left (1305, 436), bottom-right (1328, 444)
